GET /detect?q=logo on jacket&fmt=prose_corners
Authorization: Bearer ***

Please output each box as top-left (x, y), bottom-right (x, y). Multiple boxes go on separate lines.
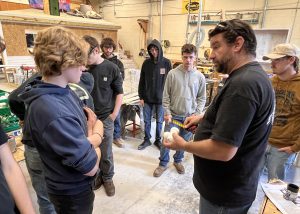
top-left (160, 68), bottom-right (166, 74)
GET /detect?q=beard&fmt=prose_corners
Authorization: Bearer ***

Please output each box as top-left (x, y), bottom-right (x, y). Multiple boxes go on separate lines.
top-left (213, 55), bottom-right (232, 74)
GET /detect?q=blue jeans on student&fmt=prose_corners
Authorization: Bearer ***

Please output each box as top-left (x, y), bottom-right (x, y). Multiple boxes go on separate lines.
top-left (99, 116), bottom-right (115, 181)
top-left (159, 115), bottom-right (192, 167)
top-left (113, 112), bottom-right (121, 139)
top-left (265, 144), bottom-right (296, 181)
top-left (143, 103), bottom-right (164, 142)
top-left (24, 145), bottom-right (56, 214)
top-left (200, 195), bottom-right (252, 214)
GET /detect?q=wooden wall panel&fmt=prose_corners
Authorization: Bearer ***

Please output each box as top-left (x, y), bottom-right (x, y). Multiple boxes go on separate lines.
top-left (0, 2), bottom-right (30, 11)
top-left (1, 23), bottom-right (117, 56)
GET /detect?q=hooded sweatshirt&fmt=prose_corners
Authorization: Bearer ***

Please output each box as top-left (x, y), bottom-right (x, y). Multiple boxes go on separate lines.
top-left (163, 64), bottom-right (206, 117)
top-left (19, 81), bottom-right (97, 195)
top-left (8, 72), bottom-right (95, 147)
top-left (269, 73), bottom-right (300, 152)
top-left (138, 39), bottom-right (172, 104)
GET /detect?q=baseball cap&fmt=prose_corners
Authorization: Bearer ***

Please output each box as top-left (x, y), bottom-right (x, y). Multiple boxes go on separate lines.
top-left (262, 43), bottom-right (300, 60)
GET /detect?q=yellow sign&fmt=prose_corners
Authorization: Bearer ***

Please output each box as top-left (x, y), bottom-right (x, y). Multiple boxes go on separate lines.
top-left (182, 0), bottom-right (204, 14)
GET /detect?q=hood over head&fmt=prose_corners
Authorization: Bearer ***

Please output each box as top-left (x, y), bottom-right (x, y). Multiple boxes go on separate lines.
top-left (147, 39), bottom-right (163, 62)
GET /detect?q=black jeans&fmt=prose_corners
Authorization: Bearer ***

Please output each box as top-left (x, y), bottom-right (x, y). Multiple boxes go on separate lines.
top-left (49, 188), bottom-right (94, 214)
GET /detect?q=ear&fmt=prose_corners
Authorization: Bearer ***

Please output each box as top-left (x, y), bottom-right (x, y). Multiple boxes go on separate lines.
top-left (288, 56), bottom-right (296, 65)
top-left (94, 47), bottom-right (100, 54)
top-left (233, 36), bottom-right (245, 53)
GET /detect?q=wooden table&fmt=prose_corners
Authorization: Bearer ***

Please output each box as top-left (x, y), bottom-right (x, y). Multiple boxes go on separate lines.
top-left (260, 197), bottom-right (282, 214)
top-left (260, 182), bottom-right (300, 214)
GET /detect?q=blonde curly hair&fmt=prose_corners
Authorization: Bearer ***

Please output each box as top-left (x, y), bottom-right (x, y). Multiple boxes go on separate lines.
top-left (33, 26), bottom-right (88, 76)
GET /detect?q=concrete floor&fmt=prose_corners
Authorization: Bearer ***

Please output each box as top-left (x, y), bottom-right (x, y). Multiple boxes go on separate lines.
top-left (18, 126), bottom-right (300, 214)
top-left (19, 135), bottom-right (266, 214)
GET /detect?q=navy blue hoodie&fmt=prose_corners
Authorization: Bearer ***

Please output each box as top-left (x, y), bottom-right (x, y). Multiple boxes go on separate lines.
top-left (8, 72), bottom-right (94, 147)
top-left (138, 39), bottom-right (172, 104)
top-left (19, 81), bottom-right (97, 195)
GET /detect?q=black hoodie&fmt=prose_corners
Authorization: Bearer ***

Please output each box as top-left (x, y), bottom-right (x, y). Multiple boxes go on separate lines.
top-left (138, 39), bottom-right (172, 104)
top-left (19, 81), bottom-right (97, 195)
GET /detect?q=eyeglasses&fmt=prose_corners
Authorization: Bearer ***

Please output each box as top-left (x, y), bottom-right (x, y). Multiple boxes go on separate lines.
top-left (88, 47), bottom-right (96, 56)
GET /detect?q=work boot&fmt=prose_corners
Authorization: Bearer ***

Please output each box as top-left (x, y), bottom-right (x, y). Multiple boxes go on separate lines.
top-left (153, 140), bottom-right (162, 150)
top-left (113, 138), bottom-right (124, 148)
top-left (153, 165), bottom-right (167, 177)
top-left (103, 180), bottom-right (115, 197)
top-left (92, 174), bottom-right (103, 190)
top-left (138, 140), bottom-right (151, 150)
top-left (174, 162), bottom-right (185, 174)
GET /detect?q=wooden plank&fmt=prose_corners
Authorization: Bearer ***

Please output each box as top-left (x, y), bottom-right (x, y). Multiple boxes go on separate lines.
top-left (0, 1), bottom-right (30, 11)
top-left (43, 0), bottom-right (50, 15)
top-left (1, 22), bottom-right (117, 56)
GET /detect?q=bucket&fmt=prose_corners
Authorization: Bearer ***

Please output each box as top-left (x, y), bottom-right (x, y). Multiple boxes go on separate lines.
top-left (80, 4), bottom-right (92, 15)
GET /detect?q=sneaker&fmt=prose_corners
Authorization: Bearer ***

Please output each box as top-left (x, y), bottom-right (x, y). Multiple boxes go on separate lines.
top-left (103, 180), bottom-right (115, 197)
top-left (174, 162), bottom-right (185, 174)
top-left (92, 174), bottom-right (103, 190)
top-left (153, 165), bottom-right (167, 177)
top-left (113, 138), bottom-right (124, 148)
top-left (138, 140), bottom-right (151, 150)
top-left (153, 140), bottom-right (162, 150)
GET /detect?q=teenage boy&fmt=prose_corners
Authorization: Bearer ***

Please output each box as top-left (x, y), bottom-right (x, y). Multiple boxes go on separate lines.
top-left (20, 26), bottom-right (103, 214)
top-left (153, 44), bottom-right (206, 177)
top-left (138, 39), bottom-right (172, 150)
top-left (100, 37), bottom-right (125, 148)
top-left (83, 35), bottom-right (123, 196)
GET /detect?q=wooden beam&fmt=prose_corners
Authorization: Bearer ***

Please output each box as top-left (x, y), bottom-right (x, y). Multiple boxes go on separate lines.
top-left (43, 0), bottom-right (50, 15)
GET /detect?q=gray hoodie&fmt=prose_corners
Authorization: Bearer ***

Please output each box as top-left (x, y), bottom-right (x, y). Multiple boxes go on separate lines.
top-left (163, 64), bottom-right (206, 116)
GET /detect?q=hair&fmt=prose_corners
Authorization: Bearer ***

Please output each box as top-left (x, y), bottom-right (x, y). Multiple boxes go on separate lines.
top-left (100, 37), bottom-right (116, 51)
top-left (33, 26), bottom-right (87, 77)
top-left (293, 57), bottom-right (299, 73)
top-left (83, 35), bottom-right (100, 50)
top-left (0, 37), bottom-right (6, 53)
top-left (208, 19), bottom-right (257, 57)
top-left (181, 44), bottom-right (197, 55)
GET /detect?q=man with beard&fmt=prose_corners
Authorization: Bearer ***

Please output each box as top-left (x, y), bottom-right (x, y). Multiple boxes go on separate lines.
top-left (163, 19), bottom-right (275, 213)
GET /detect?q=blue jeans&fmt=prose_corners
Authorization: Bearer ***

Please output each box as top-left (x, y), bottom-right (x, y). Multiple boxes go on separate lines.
top-left (113, 112), bottom-right (121, 139)
top-left (143, 103), bottom-right (164, 142)
top-left (200, 195), bottom-right (252, 214)
top-left (24, 145), bottom-right (56, 214)
top-left (49, 188), bottom-right (94, 214)
top-left (159, 115), bottom-right (192, 167)
top-left (99, 116), bottom-right (114, 181)
top-left (265, 144), bottom-right (296, 181)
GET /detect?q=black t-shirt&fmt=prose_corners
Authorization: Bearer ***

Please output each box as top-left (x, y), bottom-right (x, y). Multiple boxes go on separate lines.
top-left (88, 60), bottom-right (123, 120)
top-left (0, 125), bottom-right (17, 214)
top-left (193, 62), bottom-right (275, 207)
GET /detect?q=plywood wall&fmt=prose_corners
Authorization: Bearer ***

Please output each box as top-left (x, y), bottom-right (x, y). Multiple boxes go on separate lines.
top-left (2, 22), bottom-right (117, 56)
top-left (0, 1), bottom-right (30, 11)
